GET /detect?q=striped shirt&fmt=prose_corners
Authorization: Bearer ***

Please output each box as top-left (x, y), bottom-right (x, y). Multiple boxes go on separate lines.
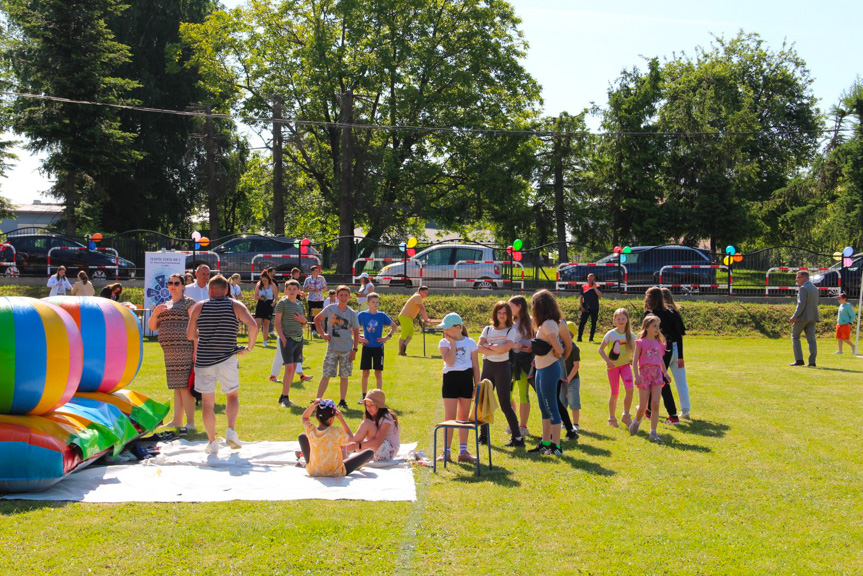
top-left (195, 297), bottom-right (241, 367)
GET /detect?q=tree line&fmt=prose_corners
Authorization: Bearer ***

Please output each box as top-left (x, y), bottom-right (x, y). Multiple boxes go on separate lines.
top-left (0, 1), bottom-right (860, 269)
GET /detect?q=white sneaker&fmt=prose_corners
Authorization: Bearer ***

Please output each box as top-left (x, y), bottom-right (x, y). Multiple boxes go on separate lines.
top-left (834, 350), bottom-right (843, 355)
top-left (225, 428), bottom-right (242, 449)
top-left (519, 426), bottom-right (530, 436)
top-left (680, 412), bottom-right (691, 420)
top-left (204, 440), bottom-right (220, 455)
top-left (649, 431), bottom-right (663, 443)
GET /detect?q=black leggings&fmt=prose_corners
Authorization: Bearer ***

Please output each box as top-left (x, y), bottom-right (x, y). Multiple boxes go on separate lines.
top-left (298, 433), bottom-right (375, 475)
top-left (648, 351), bottom-right (678, 418)
top-left (557, 380), bottom-right (574, 431)
top-left (480, 360), bottom-right (521, 439)
top-left (578, 308), bottom-right (599, 341)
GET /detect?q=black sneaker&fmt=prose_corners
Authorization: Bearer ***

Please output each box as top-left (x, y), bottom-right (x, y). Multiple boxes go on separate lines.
top-left (544, 444), bottom-right (563, 456)
top-left (527, 442), bottom-right (546, 453)
top-left (337, 399), bottom-right (349, 410)
top-left (504, 437), bottom-right (525, 448)
top-left (357, 394), bottom-right (366, 405)
top-left (278, 395), bottom-right (291, 408)
top-left (565, 429), bottom-right (579, 440)
top-left (478, 434), bottom-right (489, 446)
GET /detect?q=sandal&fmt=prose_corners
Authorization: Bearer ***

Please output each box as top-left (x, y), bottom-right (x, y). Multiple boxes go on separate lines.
top-left (608, 417), bottom-right (620, 428)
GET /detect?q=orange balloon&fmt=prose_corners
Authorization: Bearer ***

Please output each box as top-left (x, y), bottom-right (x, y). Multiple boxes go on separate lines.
top-left (199, 237), bottom-right (210, 248)
top-left (91, 233), bottom-right (103, 242)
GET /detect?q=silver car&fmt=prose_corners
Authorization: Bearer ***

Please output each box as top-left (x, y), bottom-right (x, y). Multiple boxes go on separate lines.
top-left (376, 244), bottom-right (508, 289)
top-left (186, 235), bottom-right (321, 281)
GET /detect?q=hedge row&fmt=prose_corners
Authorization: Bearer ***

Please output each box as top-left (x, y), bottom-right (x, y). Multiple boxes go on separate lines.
top-left (1, 285), bottom-right (843, 338)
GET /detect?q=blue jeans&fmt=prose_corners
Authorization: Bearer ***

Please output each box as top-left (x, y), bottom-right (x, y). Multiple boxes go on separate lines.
top-left (534, 361), bottom-right (562, 425)
top-left (669, 343), bottom-right (690, 413)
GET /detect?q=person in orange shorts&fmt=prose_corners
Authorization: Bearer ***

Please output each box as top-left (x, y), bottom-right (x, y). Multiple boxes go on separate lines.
top-left (835, 292), bottom-right (857, 355)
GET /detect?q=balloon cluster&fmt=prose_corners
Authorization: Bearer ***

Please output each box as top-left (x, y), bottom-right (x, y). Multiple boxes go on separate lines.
top-left (88, 232), bottom-right (103, 251)
top-left (613, 245), bottom-right (632, 263)
top-left (505, 239), bottom-right (523, 262)
top-left (191, 231), bottom-right (210, 250)
top-left (293, 237), bottom-right (312, 255)
top-left (399, 237), bottom-right (418, 257)
top-left (834, 246), bottom-right (855, 267)
top-left (722, 245), bottom-right (743, 266)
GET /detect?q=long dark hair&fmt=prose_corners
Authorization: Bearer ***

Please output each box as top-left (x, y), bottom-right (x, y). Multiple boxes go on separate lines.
top-left (530, 289), bottom-right (561, 330)
top-left (509, 295), bottom-right (533, 340)
top-left (365, 406), bottom-right (400, 430)
top-left (644, 286), bottom-right (666, 313)
top-left (257, 273), bottom-right (272, 291)
top-left (660, 287), bottom-right (679, 310)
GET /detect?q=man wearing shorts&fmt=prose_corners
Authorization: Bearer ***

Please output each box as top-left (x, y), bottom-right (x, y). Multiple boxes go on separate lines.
top-left (357, 294), bottom-right (395, 403)
top-left (274, 279), bottom-right (308, 408)
top-left (314, 285), bottom-right (360, 409)
top-left (187, 274), bottom-right (258, 455)
top-left (303, 265), bottom-right (326, 335)
top-left (397, 286), bottom-right (430, 356)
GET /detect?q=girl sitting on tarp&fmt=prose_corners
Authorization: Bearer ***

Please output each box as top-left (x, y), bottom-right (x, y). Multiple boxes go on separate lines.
top-left (344, 389), bottom-right (401, 461)
top-left (298, 399), bottom-right (374, 477)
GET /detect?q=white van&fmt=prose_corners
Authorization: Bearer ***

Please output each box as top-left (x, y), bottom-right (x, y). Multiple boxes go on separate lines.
top-left (376, 244), bottom-right (506, 288)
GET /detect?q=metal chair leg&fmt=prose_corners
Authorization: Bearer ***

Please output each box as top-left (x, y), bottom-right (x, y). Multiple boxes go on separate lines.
top-left (433, 427), bottom-right (438, 474)
top-left (474, 426), bottom-right (480, 476)
top-left (487, 436), bottom-right (492, 470)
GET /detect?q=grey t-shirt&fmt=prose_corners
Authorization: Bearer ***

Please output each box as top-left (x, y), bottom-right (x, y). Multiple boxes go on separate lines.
top-left (321, 304), bottom-right (360, 353)
top-left (275, 297), bottom-right (305, 342)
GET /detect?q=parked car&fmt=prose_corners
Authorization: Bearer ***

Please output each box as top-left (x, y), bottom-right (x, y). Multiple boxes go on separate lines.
top-left (558, 245), bottom-right (715, 291)
top-left (3, 234), bottom-right (137, 279)
top-left (186, 235), bottom-right (322, 281)
top-left (811, 255), bottom-right (862, 297)
top-left (376, 244), bottom-right (506, 289)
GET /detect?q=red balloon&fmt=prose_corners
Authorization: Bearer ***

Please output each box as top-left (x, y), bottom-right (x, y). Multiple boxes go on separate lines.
top-left (301, 238), bottom-right (311, 246)
top-left (300, 246), bottom-right (309, 255)
top-left (406, 248), bottom-right (416, 257)
top-left (613, 246), bottom-right (622, 254)
top-left (513, 251), bottom-right (522, 262)
top-left (506, 246), bottom-right (513, 254)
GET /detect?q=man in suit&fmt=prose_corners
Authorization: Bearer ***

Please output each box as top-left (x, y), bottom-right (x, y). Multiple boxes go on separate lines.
top-left (789, 271), bottom-right (819, 367)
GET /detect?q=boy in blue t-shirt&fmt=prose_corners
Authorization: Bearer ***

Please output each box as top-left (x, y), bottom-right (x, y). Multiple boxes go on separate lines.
top-left (357, 294), bottom-right (395, 403)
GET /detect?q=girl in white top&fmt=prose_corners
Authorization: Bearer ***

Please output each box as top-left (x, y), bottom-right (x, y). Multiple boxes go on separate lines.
top-left (356, 273), bottom-right (375, 311)
top-left (477, 301), bottom-right (523, 447)
top-left (437, 312), bottom-right (480, 463)
top-left (47, 266), bottom-right (73, 296)
top-left (230, 273), bottom-right (242, 299)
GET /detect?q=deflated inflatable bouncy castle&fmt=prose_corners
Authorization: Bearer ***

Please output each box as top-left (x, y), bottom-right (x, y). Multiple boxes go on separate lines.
top-left (0, 296), bottom-right (168, 493)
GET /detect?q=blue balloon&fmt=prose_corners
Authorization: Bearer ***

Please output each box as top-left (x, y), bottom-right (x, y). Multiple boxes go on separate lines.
top-left (620, 254), bottom-right (627, 264)
top-left (194, 243), bottom-right (201, 250)
top-left (725, 245), bottom-right (736, 256)
top-left (398, 242), bottom-right (407, 252)
top-left (843, 246), bottom-right (854, 257)
top-left (88, 241), bottom-right (96, 251)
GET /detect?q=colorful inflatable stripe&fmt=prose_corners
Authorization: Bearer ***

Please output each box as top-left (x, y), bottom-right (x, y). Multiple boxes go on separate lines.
top-left (44, 297), bottom-right (142, 393)
top-left (76, 390), bottom-right (170, 433)
top-left (0, 297), bottom-right (82, 415)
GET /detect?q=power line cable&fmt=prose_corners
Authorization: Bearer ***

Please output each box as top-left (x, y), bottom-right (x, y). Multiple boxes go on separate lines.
top-left (0, 90), bottom-right (852, 139)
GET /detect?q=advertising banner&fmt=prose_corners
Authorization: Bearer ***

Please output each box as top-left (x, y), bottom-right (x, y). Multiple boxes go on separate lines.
top-left (143, 251), bottom-right (187, 336)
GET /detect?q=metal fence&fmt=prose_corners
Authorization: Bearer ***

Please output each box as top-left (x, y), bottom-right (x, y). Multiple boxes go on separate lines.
top-left (1, 226), bottom-right (857, 297)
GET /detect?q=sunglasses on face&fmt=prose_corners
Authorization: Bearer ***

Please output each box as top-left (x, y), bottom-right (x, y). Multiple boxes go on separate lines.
top-left (167, 281), bottom-right (182, 286)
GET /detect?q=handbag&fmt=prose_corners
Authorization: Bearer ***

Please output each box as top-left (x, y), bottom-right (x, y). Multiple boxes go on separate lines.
top-left (530, 337), bottom-right (553, 356)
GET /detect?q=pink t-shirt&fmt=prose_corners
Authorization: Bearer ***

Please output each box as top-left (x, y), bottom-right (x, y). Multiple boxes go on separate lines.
top-left (636, 338), bottom-right (666, 366)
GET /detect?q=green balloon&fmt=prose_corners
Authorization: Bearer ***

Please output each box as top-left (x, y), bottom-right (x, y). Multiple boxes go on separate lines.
top-left (622, 246), bottom-right (632, 254)
top-left (513, 239), bottom-right (523, 251)
top-left (294, 240), bottom-right (300, 249)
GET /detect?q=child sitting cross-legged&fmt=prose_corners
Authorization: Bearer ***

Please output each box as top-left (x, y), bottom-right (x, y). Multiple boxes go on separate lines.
top-left (298, 399), bottom-right (375, 477)
top-left (344, 389), bottom-right (401, 461)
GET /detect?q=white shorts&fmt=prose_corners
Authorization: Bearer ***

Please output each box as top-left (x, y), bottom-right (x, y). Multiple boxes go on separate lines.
top-left (195, 356), bottom-right (240, 394)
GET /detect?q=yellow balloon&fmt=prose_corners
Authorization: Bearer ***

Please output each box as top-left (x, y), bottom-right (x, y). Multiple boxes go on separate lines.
top-left (407, 237), bottom-right (418, 249)
top-left (723, 256), bottom-right (731, 266)
top-left (833, 252), bottom-right (842, 262)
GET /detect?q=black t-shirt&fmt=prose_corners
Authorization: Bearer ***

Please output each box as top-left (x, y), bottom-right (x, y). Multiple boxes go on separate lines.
top-left (581, 285), bottom-right (600, 310)
top-left (564, 342), bottom-right (581, 379)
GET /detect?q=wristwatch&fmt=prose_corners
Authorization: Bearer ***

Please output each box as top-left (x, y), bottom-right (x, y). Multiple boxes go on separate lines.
top-left (353, 347), bottom-right (358, 351)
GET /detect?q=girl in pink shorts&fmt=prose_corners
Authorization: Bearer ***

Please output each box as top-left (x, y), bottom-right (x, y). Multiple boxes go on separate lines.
top-left (597, 308), bottom-right (636, 428)
top-left (630, 315), bottom-right (671, 443)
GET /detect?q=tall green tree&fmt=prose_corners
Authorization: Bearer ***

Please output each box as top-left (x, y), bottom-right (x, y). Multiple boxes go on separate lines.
top-left (659, 32), bottom-right (820, 251)
top-left (181, 0), bottom-right (541, 271)
top-left (1, 0), bottom-right (141, 235)
top-left (92, 0), bottom-right (218, 234)
top-left (589, 59), bottom-right (666, 247)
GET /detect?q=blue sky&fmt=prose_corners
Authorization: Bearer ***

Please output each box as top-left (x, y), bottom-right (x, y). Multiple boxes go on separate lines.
top-left (3, 0), bottom-right (860, 204)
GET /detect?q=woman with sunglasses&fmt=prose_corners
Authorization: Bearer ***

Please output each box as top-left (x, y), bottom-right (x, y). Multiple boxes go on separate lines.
top-left (148, 273), bottom-right (197, 431)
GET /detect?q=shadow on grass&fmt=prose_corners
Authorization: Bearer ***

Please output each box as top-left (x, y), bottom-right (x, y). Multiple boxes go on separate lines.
top-left (677, 419), bottom-right (730, 438)
top-left (447, 464), bottom-right (521, 487)
top-left (577, 429), bottom-right (614, 441)
top-left (0, 501), bottom-right (71, 515)
top-left (810, 366), bottom-right (862, 374)
top-left (570, 442), bottom-right (612, 458)
top-left (213, 403), bottom-right (225, 415)
top-left (496, 445), bottom-right (616, 476)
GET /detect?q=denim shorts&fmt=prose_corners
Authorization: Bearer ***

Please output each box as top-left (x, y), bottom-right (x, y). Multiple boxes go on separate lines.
top-left (559, 376), bottom-right (581, 410)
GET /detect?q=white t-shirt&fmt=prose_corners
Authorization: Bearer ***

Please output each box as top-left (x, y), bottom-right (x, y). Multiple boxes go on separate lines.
top-left (480, 325), bottom-right (517, 362)
top-left (47, 275), bottom-right (72, 296)
top-left (439, 336), bottom-right (478, 373)
top-left (378, 413), bottom-right (400, 454)
top-left (185, 283), bottom-right (210, 303)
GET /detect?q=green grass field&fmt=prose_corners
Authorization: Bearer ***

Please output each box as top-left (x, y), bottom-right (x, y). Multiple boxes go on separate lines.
top-left (1, 331), bottom-right (862, 574)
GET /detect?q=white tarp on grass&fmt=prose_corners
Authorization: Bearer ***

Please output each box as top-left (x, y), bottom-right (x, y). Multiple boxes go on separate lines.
top-left (3, 440), bottom-right (418, 503)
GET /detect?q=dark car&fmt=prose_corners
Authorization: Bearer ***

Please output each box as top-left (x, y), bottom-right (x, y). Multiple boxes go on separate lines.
top-left (811, 255), bottom-right (862, 297)
top-left (558, 245), bottom-right (715, 291)
top-left (186, 235), bottom-right (323, 281)
top-left (3, 234), bottom-right (136, 279)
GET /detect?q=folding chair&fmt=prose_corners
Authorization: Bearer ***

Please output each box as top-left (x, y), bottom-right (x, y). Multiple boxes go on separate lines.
top-left (432, 381), bottom-right (492, 476)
